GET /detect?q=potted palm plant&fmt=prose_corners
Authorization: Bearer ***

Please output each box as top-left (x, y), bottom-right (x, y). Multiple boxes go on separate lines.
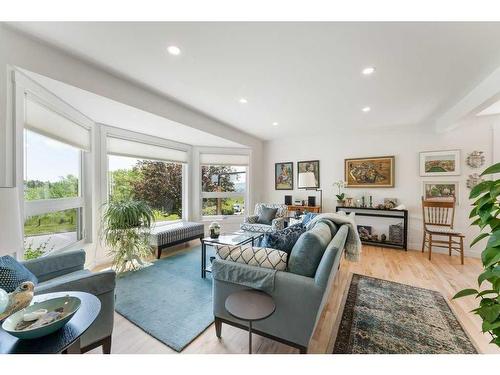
top-left (453, 162), bottom-right (500, 347)
top-left (101, 200), bottom-right (154, 273)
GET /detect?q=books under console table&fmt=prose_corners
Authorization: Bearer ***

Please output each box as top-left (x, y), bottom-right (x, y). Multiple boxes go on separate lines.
top-left (335, 206), bottom-right (408, 251)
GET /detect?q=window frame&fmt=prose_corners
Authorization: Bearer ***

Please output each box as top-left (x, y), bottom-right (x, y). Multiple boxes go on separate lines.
top-left (14, 71), bottom-right (94, 256)
top-left (200, 164), bottom-right (248, 219)
top-left (102, 126), bottom-right (191, 226)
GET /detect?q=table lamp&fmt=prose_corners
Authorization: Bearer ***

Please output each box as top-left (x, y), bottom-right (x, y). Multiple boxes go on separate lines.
top-left (0, 187), bottom-right (23, 314)
top-left (298, 172), bottom-right (322, 211)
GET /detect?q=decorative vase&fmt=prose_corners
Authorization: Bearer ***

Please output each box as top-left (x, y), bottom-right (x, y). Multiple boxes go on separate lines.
top-left (209, 222), bottom-right (221, 239)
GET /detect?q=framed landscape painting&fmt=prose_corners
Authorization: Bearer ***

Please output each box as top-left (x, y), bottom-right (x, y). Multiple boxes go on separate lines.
top-left (344, 156), bottom-right (395, 188)
top-left (275, 162), bottom-right (294, 190)
top-left (422, 181), bottom-right (459, 204)
top-left (419, 150), bottom-right (460, 176)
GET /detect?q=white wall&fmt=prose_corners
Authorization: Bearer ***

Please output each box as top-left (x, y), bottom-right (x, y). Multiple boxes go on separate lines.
top-left (263, 117), bottom-right (500, 256)
top-left (0, 25), bottom-right (265, 267)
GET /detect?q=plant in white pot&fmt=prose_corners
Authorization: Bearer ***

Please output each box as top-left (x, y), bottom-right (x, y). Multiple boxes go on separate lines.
top-left (333, 180), bottom-right (346, 205)
top-left (101, 200), bottom-right (154, 273)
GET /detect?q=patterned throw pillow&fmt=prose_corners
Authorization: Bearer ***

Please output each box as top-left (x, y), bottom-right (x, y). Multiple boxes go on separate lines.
top-left (215, 244), bottom-right (287, 271)
top-left (0, 256), bottom-right (38, 293)
top-left (260, 223), bottom-right (306, 255)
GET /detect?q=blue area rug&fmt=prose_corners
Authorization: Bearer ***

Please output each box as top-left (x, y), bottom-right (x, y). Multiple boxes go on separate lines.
top-left (115, 246), bottom-right (214, 352)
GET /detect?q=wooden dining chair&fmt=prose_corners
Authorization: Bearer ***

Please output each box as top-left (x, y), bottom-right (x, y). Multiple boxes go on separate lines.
top-left (421, 196), bottom-right (464, 264)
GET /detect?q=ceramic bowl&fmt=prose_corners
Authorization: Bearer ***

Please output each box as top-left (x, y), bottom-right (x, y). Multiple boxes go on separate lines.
top-left (1, 296), bottom-right (81, 339)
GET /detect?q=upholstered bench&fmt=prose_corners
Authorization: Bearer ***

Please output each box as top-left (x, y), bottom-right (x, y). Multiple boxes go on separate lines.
top-left (150, 221), bottom-right (205, 259)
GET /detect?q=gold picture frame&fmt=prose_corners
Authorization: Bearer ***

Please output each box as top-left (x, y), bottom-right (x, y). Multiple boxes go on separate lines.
top-left (344, 156), bottom-right (395, 188)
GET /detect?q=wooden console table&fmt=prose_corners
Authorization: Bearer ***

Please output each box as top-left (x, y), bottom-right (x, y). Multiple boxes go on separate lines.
top-left (286, 205), bottom-right (321, 213)
top-left (335, 206), bottom-right (408, 250)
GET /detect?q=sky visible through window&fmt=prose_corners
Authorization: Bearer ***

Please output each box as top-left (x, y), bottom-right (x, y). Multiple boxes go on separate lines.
top-left (25, 130), bottom-right (79, 182)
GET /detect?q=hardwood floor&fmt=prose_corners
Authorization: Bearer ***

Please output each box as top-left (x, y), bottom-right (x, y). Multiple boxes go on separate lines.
top-left (91, 244), bottom-right (500, 354)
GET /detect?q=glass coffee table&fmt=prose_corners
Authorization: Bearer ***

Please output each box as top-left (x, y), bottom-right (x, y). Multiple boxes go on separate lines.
top-left (201, 231), bottom-right (264, 278)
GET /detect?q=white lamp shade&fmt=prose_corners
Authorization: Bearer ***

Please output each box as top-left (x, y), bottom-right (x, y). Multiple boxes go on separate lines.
top-left (298, 172), bottom-right (317, 188)
top-left (0, 187), bottom-right (23, 256)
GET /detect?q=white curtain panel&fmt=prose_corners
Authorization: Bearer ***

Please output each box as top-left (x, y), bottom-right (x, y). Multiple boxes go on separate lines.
top-left (25, 97), bottom-right (91, 151)
top-left (199, 153), bottom-right (249, 166)
top-left (107, 136), bottom-right (188, 163)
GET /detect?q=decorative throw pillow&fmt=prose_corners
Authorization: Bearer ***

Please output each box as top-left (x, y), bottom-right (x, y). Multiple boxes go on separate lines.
top-left (257, 207), bottom-right (278, 225)
top-left (288, 222), bottom-right (332, 277)
top-left (260, 223), bottom-right (306, 256)
top-left (302, 212), bottom-right (318, 226)
top-left (215, 244), bottom-right (287, 271)
top-left (0, 256), bottom-right (38, 293)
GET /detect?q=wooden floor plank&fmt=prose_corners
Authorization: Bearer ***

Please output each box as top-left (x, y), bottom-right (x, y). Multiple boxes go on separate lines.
top-left (90, 244), bottom-right (499, 354)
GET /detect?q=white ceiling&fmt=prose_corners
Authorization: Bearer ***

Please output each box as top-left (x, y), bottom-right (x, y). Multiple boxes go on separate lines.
top-left (477, 98), bottom-right (500, 116)
top-left (9, 22), bottom-right (500, 140)
top-left (21, 70), bottom-right (245, 148)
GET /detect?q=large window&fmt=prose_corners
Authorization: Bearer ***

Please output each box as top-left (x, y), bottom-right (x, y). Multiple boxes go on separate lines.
top-left (23, 129), bottom-right (84, 255)
top-left (201, 165), bottom-right (247, 216)
top-left (108, 155), bottom-right (183, 223)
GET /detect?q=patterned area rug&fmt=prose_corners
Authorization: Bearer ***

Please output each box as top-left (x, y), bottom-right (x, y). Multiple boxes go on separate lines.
top-left (115, 246), bottom-right (214, 352)
top-left (333, 274), bottom-right (477, 354)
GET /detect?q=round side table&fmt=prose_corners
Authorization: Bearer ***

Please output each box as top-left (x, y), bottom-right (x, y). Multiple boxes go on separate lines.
top-left (0, 291), bottom-right (101, 354)
top-left (225, 289), bottom-right (275, 354)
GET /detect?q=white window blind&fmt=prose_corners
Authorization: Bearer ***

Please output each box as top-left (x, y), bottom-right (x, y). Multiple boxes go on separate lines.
top-left (25, 96), bottom-right (91, 151)
top-left (107, 137), bottom-right (188, 163)
top-left (199, 153), bottom-right (249, 166)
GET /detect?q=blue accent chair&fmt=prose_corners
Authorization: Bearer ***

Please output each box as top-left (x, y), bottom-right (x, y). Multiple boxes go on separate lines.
top-left (22, 249), bottom-right (116, 353)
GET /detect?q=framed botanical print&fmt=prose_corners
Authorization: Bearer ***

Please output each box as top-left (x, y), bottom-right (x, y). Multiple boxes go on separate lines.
top-left (297, 160), bottom-right (320, 189)
top-left (422, 181), bottom-right (459, 204)
top-left (344, 156), bottom-right (395, 188)
top-left (419, 150), bottom-right (461, 176)
top-left (275, 162), bottom-right (294, 190)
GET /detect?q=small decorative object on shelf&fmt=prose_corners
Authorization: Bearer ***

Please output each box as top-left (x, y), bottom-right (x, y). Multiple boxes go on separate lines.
top-left (466, 150), bottom-right (485, 169)
top-left (333, 180), bottom-right (346, 206)
top-left (369, 196), bottom-right (373, 208)
top-left (381, 234), bottom-right (387, 242)
top-left (345, 197), bottom-right (353, 207)
top-left (383, 198), bottom-right (398, 209)
top-left (466, 173), bottom-right (484, 189)
top-left (389, 223), bottom-right (404, 244)
top-left (209, 222), bottom-right (221, 239)
top-left (361, 196), bottom-right (366, 207)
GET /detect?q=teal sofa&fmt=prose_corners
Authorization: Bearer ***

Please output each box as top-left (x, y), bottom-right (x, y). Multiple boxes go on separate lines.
top-left (22, 250), bottom-right (116, 353)
top-left (212, 221), bottom-right (348, 353)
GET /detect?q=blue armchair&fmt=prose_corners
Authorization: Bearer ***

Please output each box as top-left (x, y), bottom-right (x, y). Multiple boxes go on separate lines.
top-left (22, 250), bottom-right (116, 354)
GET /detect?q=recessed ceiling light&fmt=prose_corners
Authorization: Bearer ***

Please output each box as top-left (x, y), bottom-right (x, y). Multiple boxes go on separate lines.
top-left (239, 98), bottom-right (248, 104)
top-left (362, 66), bottom-right (376, 75)
top-left (272, 122), bottom-right (279, 126)
top-left (167, 45), bottom-right (181, 56)
top-left (362, 106), bottom-right (371, 112)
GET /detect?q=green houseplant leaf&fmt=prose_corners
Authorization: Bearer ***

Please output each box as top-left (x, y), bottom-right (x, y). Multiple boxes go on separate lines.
top-left (452, 289), bottom-right (478, 299)
top-left (481, 162), bottom-right (500, 176)
top-left (101, 199), bottom-right (154, 273)
top-left (455, 162), bottom-right (500, 348)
